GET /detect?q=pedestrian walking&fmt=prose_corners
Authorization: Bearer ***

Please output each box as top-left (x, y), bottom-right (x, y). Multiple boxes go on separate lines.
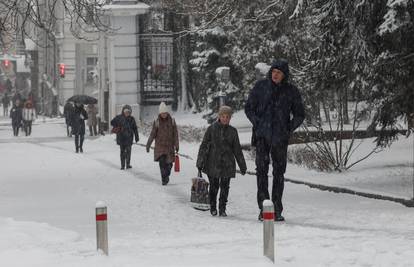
top-left (22, 100), bottom-right (36, 136)
top-left (87, 103), bottom-right (98, 136)
top-left (245, 59), bottom-right (305, 221)
top-left (63, 101), bottom-right (74, 137)
top-left (2, 94), bottom-right (10, 116)
top-left (10, 99), bottom-right (23, 137)
top-left (70, 102), bottom-right (88, 153)
top-left (196, 105), bottom-right (247, 217)
top-left (111, 105), bottom-right (139, 170)
top-left (146, 102), bottom-right (179, 185)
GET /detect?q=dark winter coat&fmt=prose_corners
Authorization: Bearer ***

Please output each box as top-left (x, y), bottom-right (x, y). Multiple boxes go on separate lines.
top-left (111, 108), bottom-right (139, 146)
top-left (70, 105), bottom-right (88, 135)
top-left (63, 102), bottom-right (74, 125)
top-left (196, 121), bottom-right (247, 179)
top-left (245, 60), bottom-right (305, 145)
top-left (10, 105), bottom-right (23, 127)
top-left (2, 95), bottom-right (10, 107)
top-left (146, 114), bottom-right (179, 163)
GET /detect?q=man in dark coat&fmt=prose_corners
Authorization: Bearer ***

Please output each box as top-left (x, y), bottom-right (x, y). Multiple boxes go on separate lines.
top-left (70, 103), bottom-right (88, 153)
top-left (245, 59), bottom-right (305, 221)
top-left (111, 105), bottom-right (139, 170)
top-left (63, 101), bottom-right (74, 137)
top-left (196, 105), bottom-right (247, 217)
top-left (10, 99), bottom-right (23, 136)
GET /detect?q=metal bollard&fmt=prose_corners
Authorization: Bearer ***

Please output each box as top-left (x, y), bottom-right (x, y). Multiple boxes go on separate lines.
top-left (263, 200), bottom-right (274, 262)
top-left (96, 201), bottom-right (108, 255)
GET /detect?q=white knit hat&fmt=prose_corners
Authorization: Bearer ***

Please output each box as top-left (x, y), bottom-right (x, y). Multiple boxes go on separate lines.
top-left (159, 102), bottom-right (169, 114)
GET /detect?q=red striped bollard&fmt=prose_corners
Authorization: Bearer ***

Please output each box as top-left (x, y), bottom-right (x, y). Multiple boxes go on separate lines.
top-left (263, 200), bottom-right (274, 262)
top-left (96, 201), bottom-right (108, 255)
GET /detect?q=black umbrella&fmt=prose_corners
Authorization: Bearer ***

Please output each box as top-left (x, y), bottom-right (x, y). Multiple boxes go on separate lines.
top-left (67, 94), bottom-right (97, 105)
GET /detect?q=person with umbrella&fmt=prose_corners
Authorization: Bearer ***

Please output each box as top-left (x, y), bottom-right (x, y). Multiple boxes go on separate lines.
top-left (70, 102), bottom-right (88, 153)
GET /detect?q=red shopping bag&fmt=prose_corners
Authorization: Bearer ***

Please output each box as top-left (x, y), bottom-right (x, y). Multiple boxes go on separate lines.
top-left (174, 154), bottom-right (180, 172)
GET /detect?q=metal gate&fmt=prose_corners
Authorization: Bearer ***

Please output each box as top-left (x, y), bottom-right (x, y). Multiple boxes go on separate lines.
top-left (140, 35), bottom-right (175, 105)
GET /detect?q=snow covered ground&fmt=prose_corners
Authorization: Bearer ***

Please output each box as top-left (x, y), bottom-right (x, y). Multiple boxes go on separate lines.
top-left (0, 114), bottom-right (413, 266)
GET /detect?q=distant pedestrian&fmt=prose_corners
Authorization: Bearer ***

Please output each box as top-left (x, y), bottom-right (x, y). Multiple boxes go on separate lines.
top-left (245, 59), bottom-right (305, 221)
top-left (196, 105), bottom-right (247, 217)
top-left (70, 102), bottom-right (88, 153)
top-left (63, 101), bottom-right (74, 137)
top-left (146, 102), bottom-right (179, 185)
top-left (10, 99), bottom-right (23, 136)
top-left (22, 100), bottom-right (36, 136)
top-left (87, 103), bottom-right (98, 136)
top-left (111, 105), bottom-right (139, 170)
top-left (2, 94), bottom-right (10, 116)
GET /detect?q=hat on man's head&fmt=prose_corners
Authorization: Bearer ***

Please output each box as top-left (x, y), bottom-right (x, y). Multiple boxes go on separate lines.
top-left (159, 102), bottom-right (169, 114)
top-left (218, 105), bottom-right (233, 116)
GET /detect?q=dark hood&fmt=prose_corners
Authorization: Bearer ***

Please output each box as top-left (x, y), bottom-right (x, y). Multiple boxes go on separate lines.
top-left (268, 59), bottom-right (289, 82)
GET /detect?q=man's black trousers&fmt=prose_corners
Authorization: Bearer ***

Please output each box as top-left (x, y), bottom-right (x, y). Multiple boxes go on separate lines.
top-left (255, 138), bottom-right (288, 215)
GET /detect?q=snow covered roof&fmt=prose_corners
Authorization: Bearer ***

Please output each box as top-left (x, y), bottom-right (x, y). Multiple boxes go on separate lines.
top-left (102, 2), bottom-right (150, 16)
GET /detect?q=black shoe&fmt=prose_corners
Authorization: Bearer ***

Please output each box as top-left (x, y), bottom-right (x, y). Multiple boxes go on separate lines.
top-left (126, 165), bottom-right (132, 169)
top-left (210, 208), bottom-right (218, 216)
top-left (120, 166), bottom-right (125, 170)
top-left (76, 148), bottom-right (79, 153)
top-left (219, 210), bottom-right (227, 217)
top-left (258, 211), bottom-right (263, 221)
top-left (275, 214), bottom-right (285, 222)
top-left (80, 147), bottom-right (83, 153)
top-left (162, 177), bottom-right (169, 185)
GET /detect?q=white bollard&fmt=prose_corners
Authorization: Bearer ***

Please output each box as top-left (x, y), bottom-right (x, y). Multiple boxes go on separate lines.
top-left (96, 201), bottom-right (108, 255)
top-left (263, 200), bottom-right (274, 263)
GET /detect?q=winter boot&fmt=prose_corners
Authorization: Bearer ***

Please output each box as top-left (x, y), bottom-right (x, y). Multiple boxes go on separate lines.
top-left (162, 176), bottom-right (169, 185)
top-left (210, 207), bottom-right (218, 216)
top-left (219, 210), bottom-right (227, 217)
top-left (79, 147), bottom-right (83, 153)
top-left (275, 214), bottom-right (285, 222)
top-left (258, 210), bottom-right (263, 221)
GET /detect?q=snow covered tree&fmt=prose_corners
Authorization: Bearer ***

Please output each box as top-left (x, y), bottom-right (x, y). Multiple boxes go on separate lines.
top-left (367, 0), bottom-right (414, 146)
top-left (0, 0), bottom-right (111, 48)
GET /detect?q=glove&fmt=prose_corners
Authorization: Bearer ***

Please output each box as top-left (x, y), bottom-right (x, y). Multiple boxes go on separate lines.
top-left (146, 147), bottom-right (150, 153)
top-left (241, 169), bottom-right (247, 175)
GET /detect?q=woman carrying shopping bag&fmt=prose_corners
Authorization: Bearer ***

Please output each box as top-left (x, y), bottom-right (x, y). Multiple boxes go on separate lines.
top-left (196, 105), bottom-right (247, 217)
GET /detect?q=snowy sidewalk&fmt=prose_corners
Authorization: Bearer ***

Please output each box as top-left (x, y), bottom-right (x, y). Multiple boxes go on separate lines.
top-left (0, 119), bottom-right (414, 266)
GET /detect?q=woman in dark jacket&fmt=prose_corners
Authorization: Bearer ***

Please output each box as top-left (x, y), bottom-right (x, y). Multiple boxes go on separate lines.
top-left (71, 103), bottom-right (88, 153)
top-left (10, 99), bottom-right (23, 136)
top-left (111, 105), bottom-right (139, 170)
top-left (196, 105), bottom-right (247, 217)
